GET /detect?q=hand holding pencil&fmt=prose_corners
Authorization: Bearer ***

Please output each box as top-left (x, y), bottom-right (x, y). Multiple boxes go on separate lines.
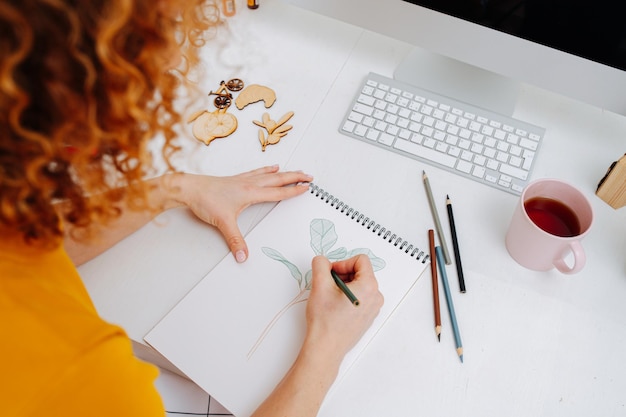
top-left (305, 255), bottom-right (384, 356)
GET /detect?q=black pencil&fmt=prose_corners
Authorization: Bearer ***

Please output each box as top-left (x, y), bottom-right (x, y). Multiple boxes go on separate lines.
top-left (331, 270), bottom-right (360, 306)
top-left (446, 195), bottom-right (466, 293)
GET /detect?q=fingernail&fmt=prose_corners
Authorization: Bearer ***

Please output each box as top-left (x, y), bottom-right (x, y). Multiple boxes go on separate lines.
top-left (235, 250), bottom-right (247, 263)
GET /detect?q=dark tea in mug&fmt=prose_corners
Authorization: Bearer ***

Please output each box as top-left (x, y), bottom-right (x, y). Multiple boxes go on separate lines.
top-left (524, 197), bottom-right (581, 237)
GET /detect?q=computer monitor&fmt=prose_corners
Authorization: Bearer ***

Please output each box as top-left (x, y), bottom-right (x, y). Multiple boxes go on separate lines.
top-left (286, 0), bottom-right (626, 117)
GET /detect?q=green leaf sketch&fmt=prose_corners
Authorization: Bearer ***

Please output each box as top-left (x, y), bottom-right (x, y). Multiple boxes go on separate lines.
top-left (310, 219), bottom-right (337, 256)
top-left (347, 248), bottom-right (386, 271)
top-left (248, 218), bottom-right (386, 359)
top-left (261, 247), bottom-right (303, 286)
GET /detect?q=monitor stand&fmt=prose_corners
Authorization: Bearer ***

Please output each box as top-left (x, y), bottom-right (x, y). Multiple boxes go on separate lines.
top-left (393, 47), bottom-right (520, 117)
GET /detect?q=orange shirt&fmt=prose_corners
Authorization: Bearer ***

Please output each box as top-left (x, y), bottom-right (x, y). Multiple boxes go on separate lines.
top-left (0, 234), bottom-right (165, 416)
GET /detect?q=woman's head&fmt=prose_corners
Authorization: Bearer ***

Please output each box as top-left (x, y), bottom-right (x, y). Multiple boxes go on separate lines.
top-left (0, 0), bottom-right (219, 245)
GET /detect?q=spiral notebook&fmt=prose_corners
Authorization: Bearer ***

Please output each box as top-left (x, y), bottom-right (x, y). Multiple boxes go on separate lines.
top-left (145, 184), bottom-right (430, 417)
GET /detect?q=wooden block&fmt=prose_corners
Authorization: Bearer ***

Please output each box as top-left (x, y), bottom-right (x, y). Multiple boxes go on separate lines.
top-left (596, 154), bottom-right (626, 209)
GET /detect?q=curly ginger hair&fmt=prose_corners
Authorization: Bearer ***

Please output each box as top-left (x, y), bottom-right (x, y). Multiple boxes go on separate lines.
top-left (0, 0), bottom-right (219, 246)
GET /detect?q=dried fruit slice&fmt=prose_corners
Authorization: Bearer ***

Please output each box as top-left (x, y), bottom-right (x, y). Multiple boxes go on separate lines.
top-left (191, 108), bottom-right (238, 145)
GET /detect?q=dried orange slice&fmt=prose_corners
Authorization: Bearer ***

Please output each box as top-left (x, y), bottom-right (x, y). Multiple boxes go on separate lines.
top-left (190, 108), bottom-right (238, 145)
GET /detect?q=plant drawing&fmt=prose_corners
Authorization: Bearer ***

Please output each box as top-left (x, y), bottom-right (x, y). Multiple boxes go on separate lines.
top-left (247, 218), bottom-right (386, 358)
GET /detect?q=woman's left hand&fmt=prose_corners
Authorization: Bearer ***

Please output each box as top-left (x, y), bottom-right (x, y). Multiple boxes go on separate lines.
top-left (172, 165), bottom-right (312, 263)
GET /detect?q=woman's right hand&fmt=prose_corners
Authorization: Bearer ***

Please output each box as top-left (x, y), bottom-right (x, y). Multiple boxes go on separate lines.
top-left (251, 255), bottom-right (383, 417)
top-left (303, 255), bottom-right (384, 364)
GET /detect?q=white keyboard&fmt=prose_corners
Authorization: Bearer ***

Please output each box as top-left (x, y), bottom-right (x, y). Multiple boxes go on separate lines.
top-left (340, 72), bottom-right (545, 195)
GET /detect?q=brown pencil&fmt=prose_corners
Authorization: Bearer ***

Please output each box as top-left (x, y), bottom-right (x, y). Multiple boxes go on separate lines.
top-left (428, 229), bottom-right (441, 341)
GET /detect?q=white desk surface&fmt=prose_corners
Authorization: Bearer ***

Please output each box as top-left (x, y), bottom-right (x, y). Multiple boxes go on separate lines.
top-left (80, 1), bottom-right (626, 416)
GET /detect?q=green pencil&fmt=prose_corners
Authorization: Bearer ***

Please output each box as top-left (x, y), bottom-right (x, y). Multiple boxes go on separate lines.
top-left (331, 270), bottom-right (360, 306)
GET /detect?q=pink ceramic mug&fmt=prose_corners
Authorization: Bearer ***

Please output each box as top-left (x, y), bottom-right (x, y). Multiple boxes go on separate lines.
top-left (505, 179), bottom-right (593, 274)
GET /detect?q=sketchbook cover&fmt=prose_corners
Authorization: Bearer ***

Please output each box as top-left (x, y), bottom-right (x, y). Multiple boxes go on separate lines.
top-left (145, 186), bottom-right (429, 417)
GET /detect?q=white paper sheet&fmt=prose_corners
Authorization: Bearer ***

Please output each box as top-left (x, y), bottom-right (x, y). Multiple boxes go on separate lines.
top-left (145, 186), bottom-right (429, 417)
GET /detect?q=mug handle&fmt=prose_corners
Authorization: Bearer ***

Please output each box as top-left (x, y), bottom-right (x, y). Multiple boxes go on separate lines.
top-left (553, 241), bottom-right (586, 274)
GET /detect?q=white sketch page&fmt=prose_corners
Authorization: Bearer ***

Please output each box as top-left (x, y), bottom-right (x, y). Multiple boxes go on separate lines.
top-left (145, 185), bottom-right (429, 417)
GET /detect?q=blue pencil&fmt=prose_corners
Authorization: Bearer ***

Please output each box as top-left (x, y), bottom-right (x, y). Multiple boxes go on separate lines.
top-left (435, 246), bottom-right (464, 363)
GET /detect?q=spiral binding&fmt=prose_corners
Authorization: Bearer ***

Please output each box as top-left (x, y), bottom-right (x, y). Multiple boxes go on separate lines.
top-left (309, 183), bottom-right (428, 263)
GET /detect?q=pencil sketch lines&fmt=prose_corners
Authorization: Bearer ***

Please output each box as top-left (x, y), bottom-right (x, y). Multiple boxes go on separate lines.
top-left (247, 218), bottom-right (386, 359)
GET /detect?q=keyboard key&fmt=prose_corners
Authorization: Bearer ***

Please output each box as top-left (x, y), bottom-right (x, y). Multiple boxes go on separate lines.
top-left (472, 166), bottom-right (486, 178)
top-left (385, 114), bottom-right (398, 124)
top-left (520, 137), bottom-right (538, 151)
top-left (434, 131), bottom-right (446, 141)
top-left (387, 125), bottom-right (399, 136)
top-left (447, 125), bottom-right (459, 136)
top-left (461, 150), bottom-right (473, 161)
top-left (457, 160), bottom-right (472, 174)
top-left (348, 111), bottom-right (363, 123)
top-left (423, 138), bottom-right (436, 149)
top-left (397, 97), bottom-right (409, 107)
top-left (410, 133), bottom-right (424, 144)
top-left (500, 163), bottom-right (528, 180)
top-left (354, 125), bottom-right (367, 137)
top-left (379, 133), bottom-right (395, 146)
top-left (422, 126), bottom-right (434, 137)
top-left (385, 93), bottom-right (398, 103)
top-left (373, 109), bottom-right (386, 120)
top-left (357, 94), bottom-right (376, 106)
top-left (458, 139), bottom-right (471, 150)
top-left (374, 120), bottom-right (388, 131)
top-left (373, 89), bottom-right (386, 99)
top-left (398, 129), bottom-right (411, 140)
top-left (366, 129), bottom-right (379, 141)
top-left (509, 156), bottom-right (522, 167)
top-left (484, 137), bottom-right (497, 148)
top-left (410, 112), bottom-right (423, 123)
top-left (398, 108), bottom-right (411, 118)
top-left (374, 100), bottom-right (387, 110)
top-left (342, 120), bottom-right (356, 133)
top-left (393, 140), bottom-right (457, 168)
top-left (496, 151), bottom-right (509, 163)
top-left (484, 147), bottom-right (497, 159)
top-left (486, 159), bottom-right (499, 170)
top-left (522, 153), bottom-right (535, 170)
top-left (386, 104), bottom-right (399, 114)
top-left (448, 146), bottom-right (461, 158)
top-left (353, 103), bottom-right (373, 116)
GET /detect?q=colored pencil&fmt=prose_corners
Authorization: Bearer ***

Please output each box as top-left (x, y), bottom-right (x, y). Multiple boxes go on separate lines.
top-left (435, 246), bottom-right (464, 363)
top-left (446, 195), bottom-right (466, 293)
top-left (422, 171), bottom-right (452, 265)
top-left (331, 270), bottom-right (360, 306)
top-left (429, 229), bottom-right (442, 341)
